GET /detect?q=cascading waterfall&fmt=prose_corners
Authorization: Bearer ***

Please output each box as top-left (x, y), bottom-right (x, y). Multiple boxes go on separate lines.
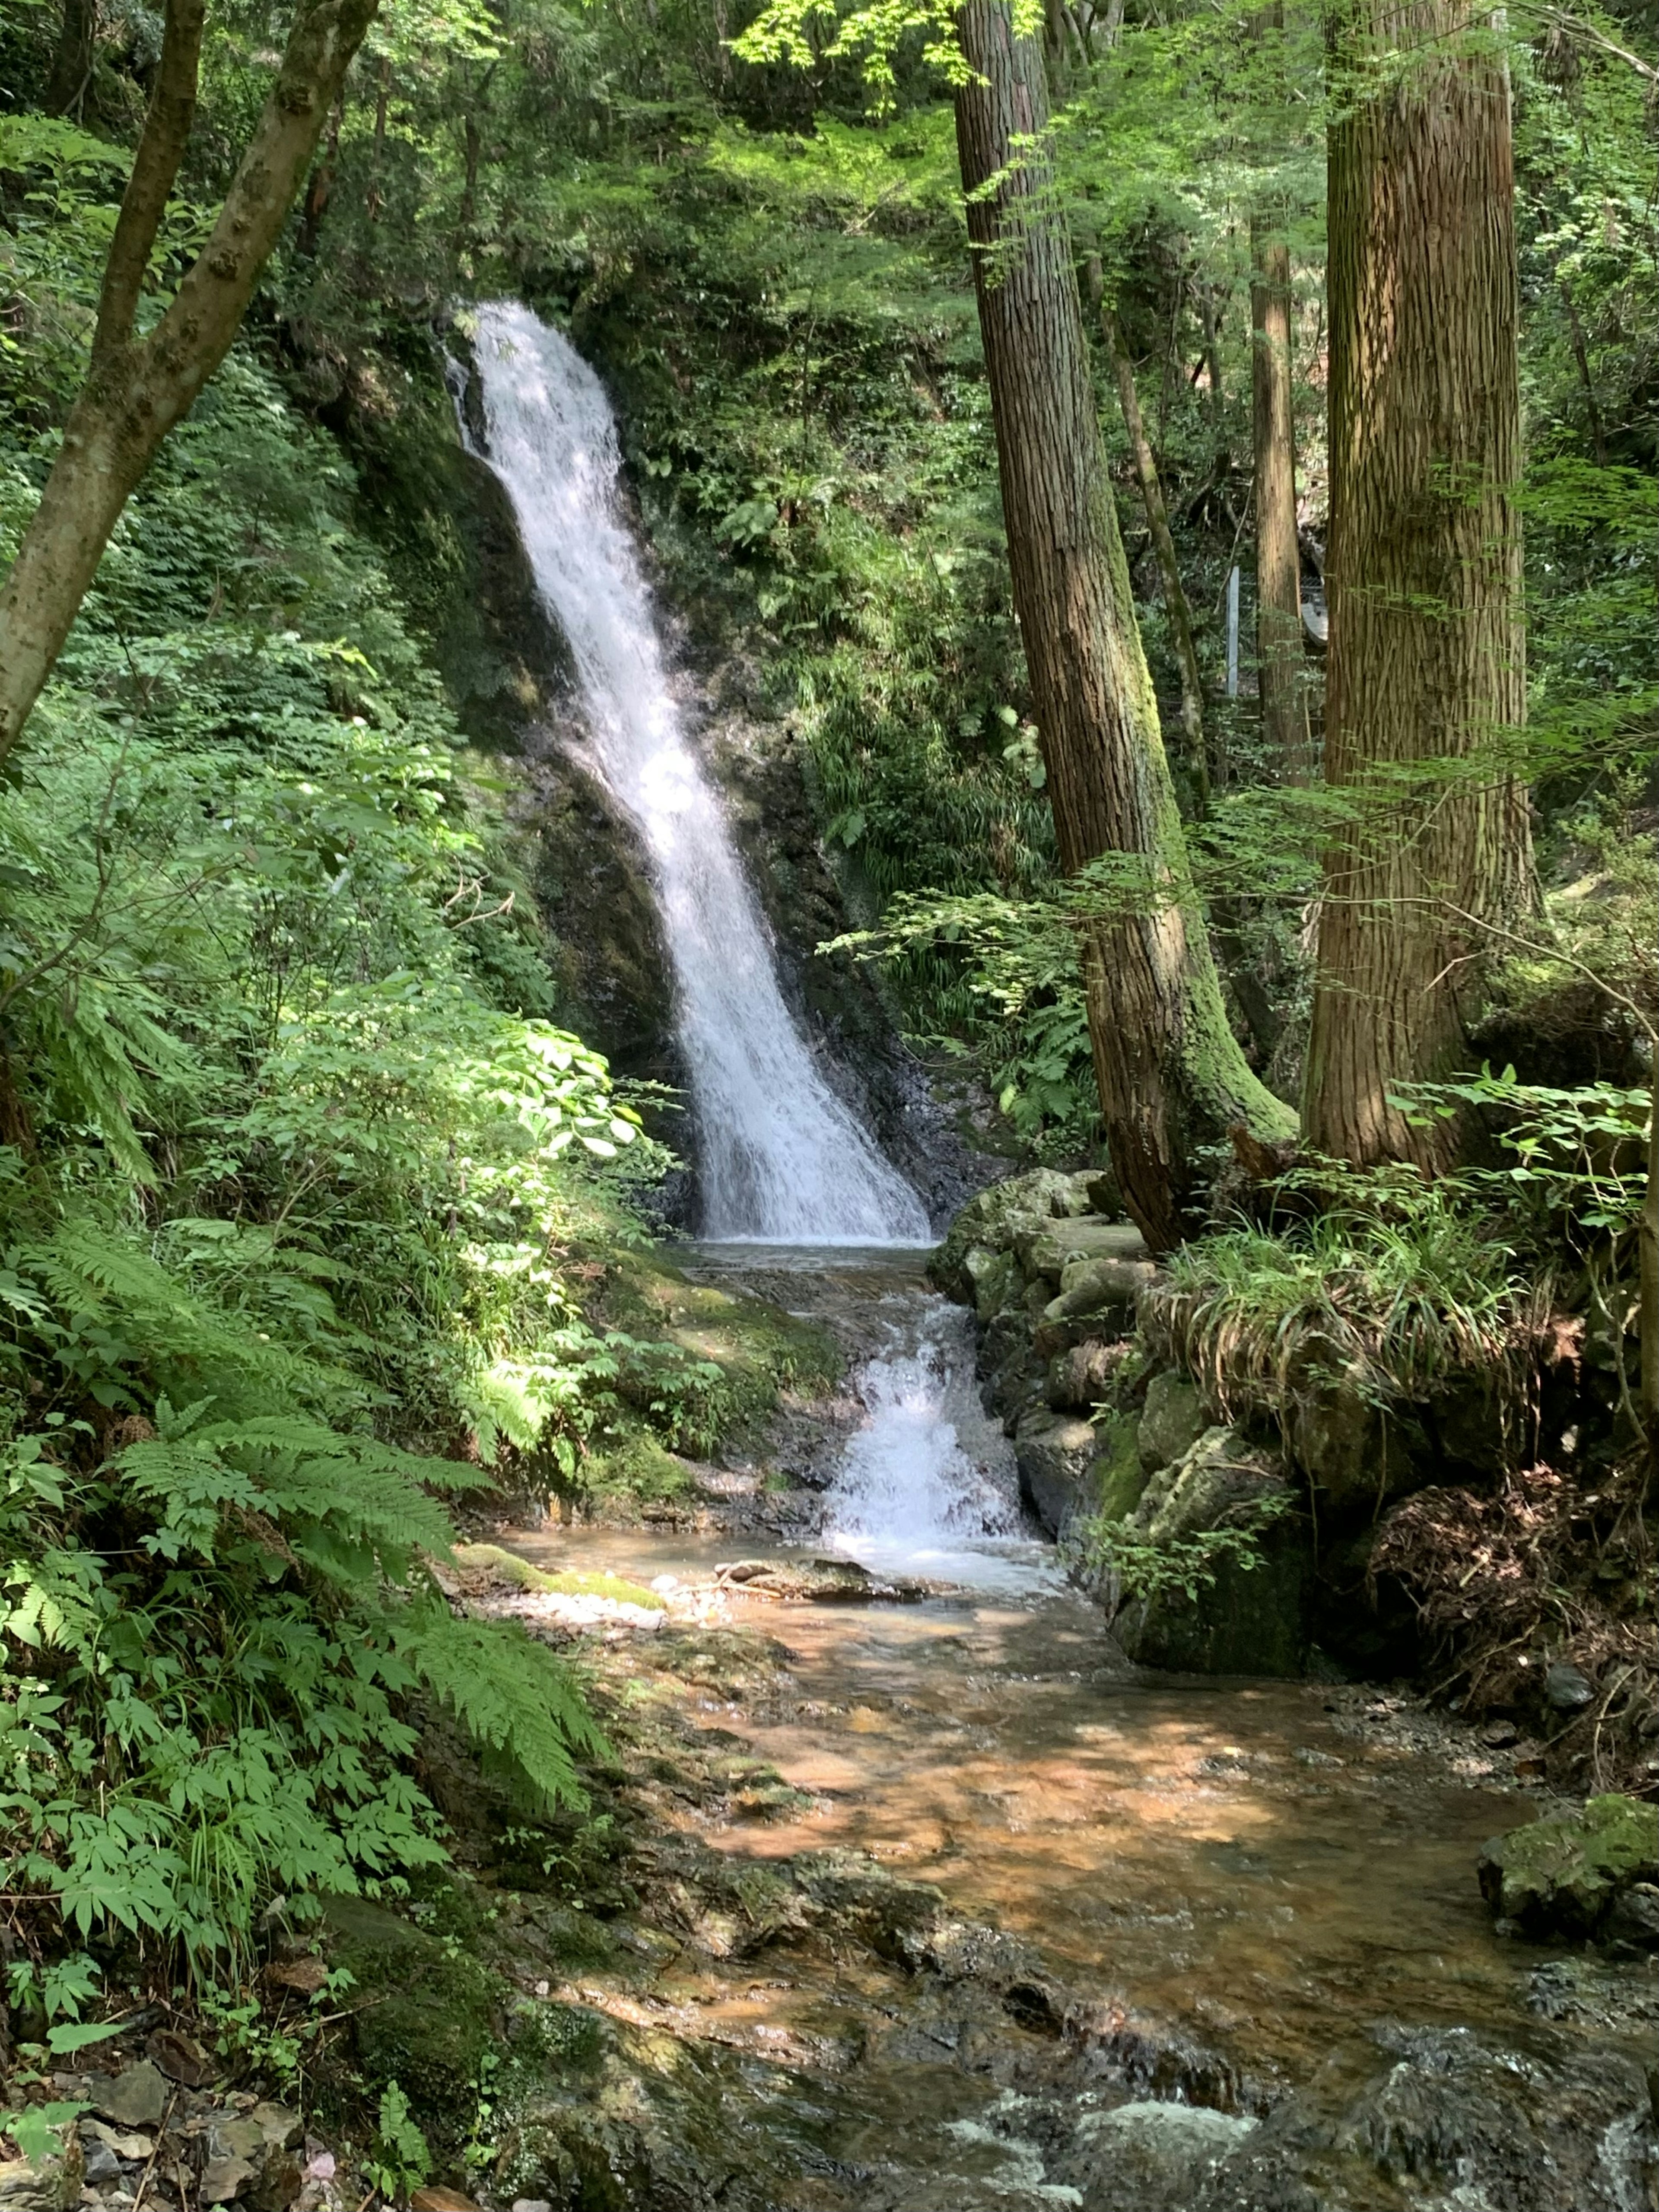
top-left (821, 1295), bottom-right (1053, 1592)
top-left (459, 300), bottom-right (930, 1246)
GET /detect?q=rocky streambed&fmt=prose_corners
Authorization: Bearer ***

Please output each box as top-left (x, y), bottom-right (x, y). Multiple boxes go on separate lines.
top-left (442, 1241), bottom-right (1656, 2212)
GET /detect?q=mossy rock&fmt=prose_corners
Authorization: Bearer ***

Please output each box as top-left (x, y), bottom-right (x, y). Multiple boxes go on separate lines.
top-left (595, 1248), bottom-right (841, 1456)
top-left (1478, 1794), bottom-right (1659, 1943)
top-left (1093, 1414), bottom-right (1149, 1524)
top-left (324, 1897), bottom-right (503, 2128)
top-left (929, 1168), bottom-right (1097, 1301)
top-left (453, 1543), bottom-right (665, 1608)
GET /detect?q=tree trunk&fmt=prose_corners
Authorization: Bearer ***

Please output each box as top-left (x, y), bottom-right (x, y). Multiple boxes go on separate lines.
top-left (1303, 0), bottom-right (1533, 1170)
top-left (0, 0), bottom-right (380, 763)
top-left (44, 0), bottom-right (96, 117)
top-left (1085, 264), bottom-right (1207, 798)
top-left (1641, 1067), bottom-right (1658, 1475)
top-left (1249, 210), bottom-right (1307, 772)
top-left (954, 0), bottom-right (1293, 1249)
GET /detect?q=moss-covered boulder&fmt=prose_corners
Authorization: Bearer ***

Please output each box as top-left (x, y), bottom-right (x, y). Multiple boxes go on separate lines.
top-left (324, 1897), bottom-right (504, 2130)
top-left (1138, 1370), bottom-right (1209, 1472)
top-left (929, 1168), bottom-right (1096, 1301)
top-left (1478, 1795), bottom-right (1659, 1944)
top-left (1109, 1429), bottom-right (1309, 1677)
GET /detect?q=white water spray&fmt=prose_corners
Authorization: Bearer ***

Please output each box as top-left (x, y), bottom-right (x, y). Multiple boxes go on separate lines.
top-left (459, 301), bottom-right (930, 1246)
top-left (823, 1297), bottom-right (1055, 1592)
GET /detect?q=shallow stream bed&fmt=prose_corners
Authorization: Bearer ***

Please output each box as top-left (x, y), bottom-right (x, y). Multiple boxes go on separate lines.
top-left (496, 1249), bottom-right (1658, 2211)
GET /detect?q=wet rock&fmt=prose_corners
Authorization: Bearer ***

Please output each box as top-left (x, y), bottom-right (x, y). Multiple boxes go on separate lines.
top-left (1014, 1408), bottom-right (1101, 1538)
top-left (1055, 2099), bottom-right (1259, 2210)
top-left (1137, 1370), bottom-right (1208, 1472)
top-left (89, 2063), bottom-right (169, 2129)
top-left (1479, 1793), bottom-right (1659, 1942)
top-left (1111, 1430), bottom-right (1308, 1677)
top-left (1545, 1659), bottom-right (1594, 1711)
top-left (1333, 2023), bottom-right (1656, 2209)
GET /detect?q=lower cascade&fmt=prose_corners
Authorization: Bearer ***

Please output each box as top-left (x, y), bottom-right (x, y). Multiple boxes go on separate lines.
top-left (459, 300), bottom-right (930, 1247)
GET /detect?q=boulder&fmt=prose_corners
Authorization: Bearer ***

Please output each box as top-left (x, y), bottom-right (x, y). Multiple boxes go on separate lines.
top-left (1478, 1794), bottom-right (1659, 1943)
top-left (1138, 1371), bottom-right (1208, 1472)
top-left (1016, 1215), bottom-right (1150, 1285)
top-left (1112, 1429), bottom-right (1308, 1677)
top-left (88, 2064), bottom-right (168, 2129)
top-left (1092, 1414), bottom-right (1149, 1524)
top-left (1014, 1408), bottom-right (1102, 1537)
top-left (963, 1245), bottom-right (1012, 1321)
top-left (1035, 1253), bottom-right (1163, 1357)
top-left (1046, 1338), bottom-right (1131, 1414)
top-left (929, 1169), bottom-right (1087, 1300)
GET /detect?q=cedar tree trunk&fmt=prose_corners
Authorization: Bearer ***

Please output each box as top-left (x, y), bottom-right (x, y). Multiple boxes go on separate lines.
top-left (955, 0), bottom-right (1293, 1249)
top-left (1303, 0), bottom-right (1533, 1169)
top-left (1250, 211), bottom-right (1306, 771)
top-left (0, 0), bottom-right (379, 762)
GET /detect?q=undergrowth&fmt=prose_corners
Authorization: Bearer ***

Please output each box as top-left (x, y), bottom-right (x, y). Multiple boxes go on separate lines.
top-left (1154, 1161), bottom-right (1548, 1428)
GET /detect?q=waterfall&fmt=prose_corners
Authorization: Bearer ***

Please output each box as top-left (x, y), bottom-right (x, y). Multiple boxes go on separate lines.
top-left (460, 301), bottom-right (930, 1246)
top-left (820, 1295), bottom-right (1055, 1593)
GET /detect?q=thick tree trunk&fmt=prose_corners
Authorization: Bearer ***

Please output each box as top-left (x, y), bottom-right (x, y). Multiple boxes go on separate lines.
top-left (954, 0), bottom-right (1292, 1249)
top-left (1303, 0), bottom-right (1533, 1170)
top-left (1249, 211), bottom-right (1306, 771)
top-left (0, 0), bottom-right (379, 762)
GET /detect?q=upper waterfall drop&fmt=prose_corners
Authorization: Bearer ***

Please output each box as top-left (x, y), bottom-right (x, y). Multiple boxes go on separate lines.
top-left (461, 301), bottom-right (931, 1246)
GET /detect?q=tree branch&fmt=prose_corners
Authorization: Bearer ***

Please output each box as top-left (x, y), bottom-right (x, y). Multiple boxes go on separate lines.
top-left (92, 0), bottom-right (207, 364)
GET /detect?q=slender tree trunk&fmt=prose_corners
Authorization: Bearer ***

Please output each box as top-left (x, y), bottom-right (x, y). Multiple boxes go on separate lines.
top-left (44, 0), bottom-right (96, 116)
top-left (0, 0), bottom-right (379, 763)
top-left (954, 0), bottom-right (1293, 1249)
top-left (1303, 0), bottom-right (1533, 1170)
top-left (1086, 264), bottom-right (1207, 796)
top-left (1641, 1066), bottom-right (1658, 1474)
top-left (1250, 210), bottom-right (1307, 771)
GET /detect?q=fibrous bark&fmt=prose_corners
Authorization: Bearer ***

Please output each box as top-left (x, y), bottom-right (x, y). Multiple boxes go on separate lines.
top-left (954, 0), bottom-right (1293, 1249)
top-left (0, 0), bottom-right (380, 762)
top-left (1249, 210), bottom-right (1307, 772)
top-left (1303, 0), bottom-right (1533, 1170)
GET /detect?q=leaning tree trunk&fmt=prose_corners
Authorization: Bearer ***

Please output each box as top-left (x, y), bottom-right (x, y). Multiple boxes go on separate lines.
top-left (954, 0), bottom-right (1292, 1249)
top-left (1303, 0), bottom-right (1533, 1170)
top-left (1249, 210), bottom-right (1306, 772)
top-left (0, 0), bottom-right (379, 763)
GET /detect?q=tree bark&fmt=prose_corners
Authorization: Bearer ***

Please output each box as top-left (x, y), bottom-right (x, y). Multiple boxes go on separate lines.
top-left (0, 0), bottom-right (380, 763)
top-left (44, 0), bottom-right (97, 117)
top-left (1249, 210), bottom-right (1307, 772)
top-left (1085, 263), bottom-right (1207, 798)
top-left (1303, 0), bottom-right (1533, 1170)
top-left (954, 0), bottom-right (1293, 1249)
top-left (1641, 1066), bottom-right (1658, 1475)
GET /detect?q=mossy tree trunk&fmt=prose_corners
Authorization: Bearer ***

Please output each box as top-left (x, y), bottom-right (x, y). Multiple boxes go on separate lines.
top-left (0, 0), bottom-right (380, 763)
top-left (953, 0), bottom-right (1293, 1250)
top-left (1303, 0), bottom-right (1534, 1169)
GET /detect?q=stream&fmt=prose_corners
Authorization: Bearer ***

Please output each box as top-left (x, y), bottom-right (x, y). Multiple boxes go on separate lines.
top-left (453, 307), bottom-right (1657, 2207)
top-left (499, 1250), bottom-right (1659, 2212)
